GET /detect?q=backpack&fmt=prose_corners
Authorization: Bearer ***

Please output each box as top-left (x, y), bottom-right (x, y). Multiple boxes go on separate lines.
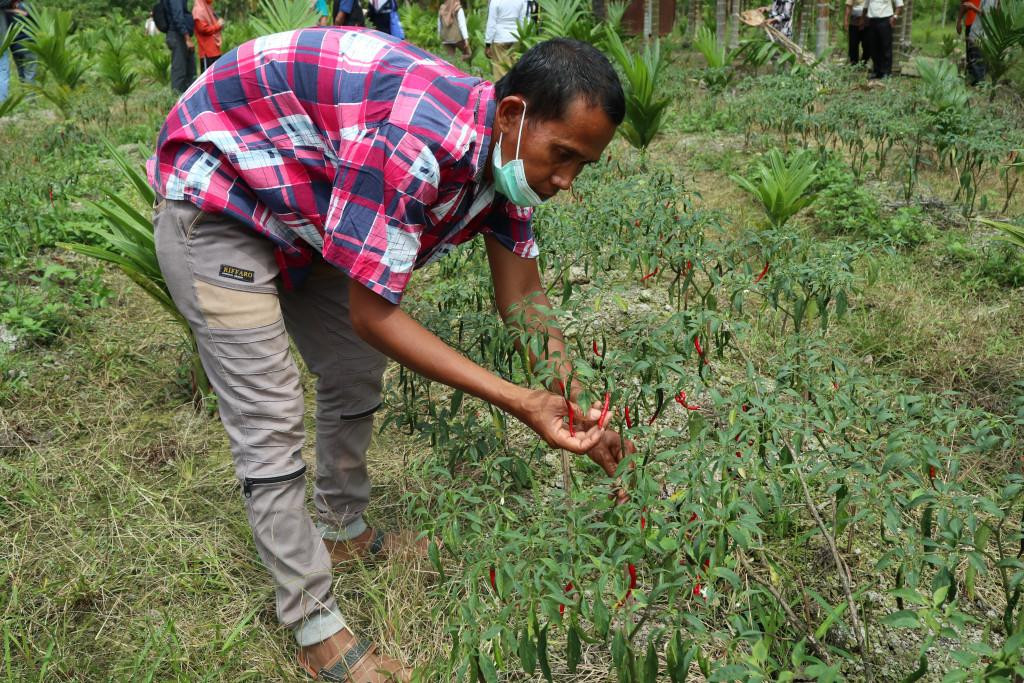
top-left (152, 0), bottom-right (169, 32)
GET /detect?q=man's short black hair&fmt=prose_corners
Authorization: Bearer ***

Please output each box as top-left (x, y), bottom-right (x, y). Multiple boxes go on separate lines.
top-left (495, 38), bottom-right (625, 126)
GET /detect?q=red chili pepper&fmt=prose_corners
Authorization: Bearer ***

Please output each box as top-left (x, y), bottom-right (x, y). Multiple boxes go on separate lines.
top-left (634, 219), bottom-right (641, 227)
top-left (624, 563), bottom-right (638, 600)
top-left (489, 566), bottom-right (496, 592)
top-left (832, 381), bottom-right (839, 390)
top-left (929, 465), bottom-right (937, 480)
top-left (566, 397), bottom-right (575, 437)
top-left (598, 391), bottom-right (611, 428)
top-left (753, 261), bottom-right (770, 283)
top-left (741, 404), bottom-right (750, 412)
top-left (647, 389), bottom-right (666, 425)
top-left (689, 512), bottom-right (698, 522)
top-left (49, 186), bottom-right (54, 206)
top-left (641, 267), bottom-right (660, 282)
top-left (559, 581), bottom-right (575, 615)
top-left (694, 337), bottom-right (705, 358)
top-left (640, 507), bottom-right (647, 531)
top-left (624, 405), bottom-right (633, 429)
top-left (592, 339), bottom-right (600, 356)
top-left (674, 390), bottom-right (700, 411)
top-left (692, 583), bottom-right (702, 596)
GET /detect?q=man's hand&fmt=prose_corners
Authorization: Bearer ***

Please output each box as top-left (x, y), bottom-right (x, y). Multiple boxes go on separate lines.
top-left (890, 14), bottom-right (898, 25)
top-left (185, 35), bottom-right (194, 49)
top-left (515, 389), bottom-right (604, 454)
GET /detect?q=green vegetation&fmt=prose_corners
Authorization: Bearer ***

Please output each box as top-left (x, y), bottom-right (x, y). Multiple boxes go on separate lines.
top-left (2, 3), bottom-right (1024, 682)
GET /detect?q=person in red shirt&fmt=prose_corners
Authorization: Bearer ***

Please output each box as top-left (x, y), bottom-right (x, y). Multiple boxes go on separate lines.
top-left (957, 0), bottom-right (995, 85)
top-left (192, 0), bottom-right (224, 72)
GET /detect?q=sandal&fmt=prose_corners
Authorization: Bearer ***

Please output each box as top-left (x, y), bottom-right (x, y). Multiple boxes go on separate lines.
top-left (298, 635), bottom-right (410, 682)
top-left (324, 527), bottom-right (430, 565)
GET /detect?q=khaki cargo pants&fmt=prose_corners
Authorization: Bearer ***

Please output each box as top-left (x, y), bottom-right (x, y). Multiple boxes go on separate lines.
top-left (153, 197), bottom-right (388, 646)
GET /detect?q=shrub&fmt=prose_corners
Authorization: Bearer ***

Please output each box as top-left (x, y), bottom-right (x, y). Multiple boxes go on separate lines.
top-left (813, 162), bottom-right (883, 237)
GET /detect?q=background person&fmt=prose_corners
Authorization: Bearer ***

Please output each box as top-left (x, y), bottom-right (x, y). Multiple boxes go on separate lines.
top-left (485, 0), bottom-right (528, 80)
top-left (759, 0), bottom-right (795, 37)
top-left (314, 0), bottom-right (330, 25)
top-left (192, 0), bottom-right (223, 72)
top-left (164, 0), bottom-right (196, 92)
top-left (148, 31), bottom-right (627, 681)
top-left (332, 0), bottom-right (364, 26)
top-left (844, 0), bottom-right (867, 65)
top-left (438, 0), bottom-right (471, 59)
top-left (957, 0), bottom-right (996, 85)
top-left (864, 0), bottom-right (902, 79)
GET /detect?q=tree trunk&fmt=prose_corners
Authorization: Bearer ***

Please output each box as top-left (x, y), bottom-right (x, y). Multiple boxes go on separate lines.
top-left (901, 0), bottom-right (914, 52)
top-left (729, 0), bottom-right (741, 49)
top-left (689, 0), bottom-right (703, 38)
top-left (716, 0), bottom-right (727, 45)
top-left (815, 0), bottom-right (828, 56)
top-left (592, 0), bottom-right (607, 22)
top-left (644, 0), bottom-right (654, 40)
top-left (798, 0), bottom-right (812, 47)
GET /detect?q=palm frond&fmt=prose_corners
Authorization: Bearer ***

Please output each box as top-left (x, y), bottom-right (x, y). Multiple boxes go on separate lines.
top-left (978, 217), bottom-right (1024, 250)
top-left (251, 0), bottom-right (319, 36)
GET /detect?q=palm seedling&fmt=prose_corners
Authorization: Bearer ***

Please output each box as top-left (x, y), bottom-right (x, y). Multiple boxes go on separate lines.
top-left (693, 24), bottom-right (736, 91)
top-left (731, 148), bottom-right (819, 229)
top-left (60, 142), bottom-right (212, 408)
top-left (98, 27), bottom-right (139, 117)
top-left (136, 35), bottom-right (172, 85)
top-left (915, 57), bottom-right (969, 111)
top-left (18, 8), bottom-right (91, 117)
top-left (251, 0), bottom-right (319, 36)
top-left (399, 3), bottom-right (442, 51)
top-left (603, 27), bottom-right (670, 155)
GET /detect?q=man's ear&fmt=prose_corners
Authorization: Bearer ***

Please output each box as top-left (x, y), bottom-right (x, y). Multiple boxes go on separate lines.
top-left (495, 96), bottom-right (526, 138)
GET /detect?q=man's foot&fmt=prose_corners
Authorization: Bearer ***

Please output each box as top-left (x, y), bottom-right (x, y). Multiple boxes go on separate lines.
top-left (298, 628), bottom-right (410, 682)
top-left (324, 527), bottom-right (430, 565)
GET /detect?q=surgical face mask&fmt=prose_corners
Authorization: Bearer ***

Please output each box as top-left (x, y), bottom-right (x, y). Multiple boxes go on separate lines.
top-left (492, 104), bottom-right (546, 208)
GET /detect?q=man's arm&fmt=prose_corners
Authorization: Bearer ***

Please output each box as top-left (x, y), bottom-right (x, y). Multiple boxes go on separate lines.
top-left (347, 277), bottom-right (604, 455)
top-left (485, 234), bottom-right (573, 397)
top-left (484, 235), bottom-right (632, 478)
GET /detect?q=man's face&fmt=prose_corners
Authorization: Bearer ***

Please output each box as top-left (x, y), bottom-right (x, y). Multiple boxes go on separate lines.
top-left (494, 95), bottom-right (617, 201)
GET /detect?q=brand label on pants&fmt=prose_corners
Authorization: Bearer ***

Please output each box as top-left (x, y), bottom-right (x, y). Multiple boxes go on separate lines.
top-left (219, 264), bottom-right (255, 283)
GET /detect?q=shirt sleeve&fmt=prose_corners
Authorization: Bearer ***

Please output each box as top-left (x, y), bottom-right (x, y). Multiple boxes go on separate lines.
top-left (321, 124), bottom-right (441, 304)
top-left (458, 7), bottom-right (469, 41)
top-left (482, 196), bottom-right (537, 259)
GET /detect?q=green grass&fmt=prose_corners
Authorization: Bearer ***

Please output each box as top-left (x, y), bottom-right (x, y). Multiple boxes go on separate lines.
top-left (2, 30), bottom-right (1024, 681)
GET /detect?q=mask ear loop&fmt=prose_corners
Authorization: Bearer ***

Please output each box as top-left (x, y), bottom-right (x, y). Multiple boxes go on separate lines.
top-left (513, 102), bottom-right (527, 160)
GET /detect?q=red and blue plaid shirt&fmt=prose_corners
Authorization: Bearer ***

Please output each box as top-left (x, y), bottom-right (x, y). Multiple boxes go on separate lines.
top-left (147, 28), bottom-right (536, 303)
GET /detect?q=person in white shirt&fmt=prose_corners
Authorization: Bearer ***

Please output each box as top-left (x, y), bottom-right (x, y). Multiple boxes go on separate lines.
top-left (485, 0), bottom-right (528, 80)
top-left (438, 0), bottom-right (471, 59)
top-left (864, 0), bottom-right (902, 78)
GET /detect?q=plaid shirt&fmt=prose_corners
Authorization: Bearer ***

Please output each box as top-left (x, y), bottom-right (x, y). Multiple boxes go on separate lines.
top-left (147, 28), bottom-right (536, 303)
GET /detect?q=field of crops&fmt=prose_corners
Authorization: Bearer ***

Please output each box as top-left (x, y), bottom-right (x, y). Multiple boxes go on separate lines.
top-left (2, 1), bottom-right (1024, 681)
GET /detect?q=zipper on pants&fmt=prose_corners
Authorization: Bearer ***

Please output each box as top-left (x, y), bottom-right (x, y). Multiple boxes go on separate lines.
top-left (242, 464), bottom-right (306, 498)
